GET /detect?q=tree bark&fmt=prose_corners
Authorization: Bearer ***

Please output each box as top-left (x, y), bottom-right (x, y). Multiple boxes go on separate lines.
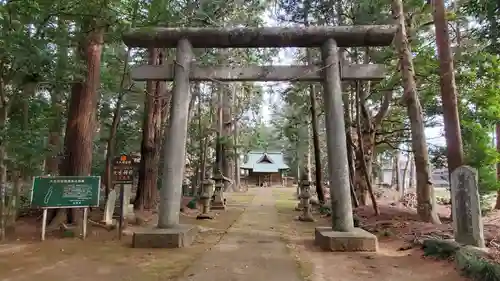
top-left (0, 94), bottom-right (7, 241)
top-left (233, 94), bottom-right (241, 190)
top-left (222, 86), bottom-right (233, 191)
top-left (103, 49), bottom-right (130, 199)
top-left (432, 0), bottom-right (464, 173)
top-left (495, 123), bottom-right (500, 209)
top-left (392, 0), bottom-right (440, 223)
top-left (395, 150), bottom-right (402, 193)
top-left (185, 84), bottom-right (198, 190)
top-left (45, 20), bottom-right (68, 174)
top-left (402, 152), bottom-right (411, 197)
top-left (306, 50), bottom-right (325, 203)
top-left (355, 82), bottom-right (379, 215)
top-left (135, 48), bottom-right (165, 211)
top-left (409, 153), bottom-right (415, 189)
top-left (215, 86), bottom-right (223, 175)
top-left (194, 85), bottom-right (203, 196)
top-left (201, 90), bottom-right (215, 181)
top-left (344, 96), bottom-right (359, 208)
top-left (56, 22), bottom-right (104, 235)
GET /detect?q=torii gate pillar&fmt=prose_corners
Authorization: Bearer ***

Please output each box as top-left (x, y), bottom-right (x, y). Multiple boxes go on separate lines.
top-left (132, 39), bottom-right (199, 248)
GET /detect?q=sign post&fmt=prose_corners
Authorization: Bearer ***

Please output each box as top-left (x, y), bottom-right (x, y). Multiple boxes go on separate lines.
top-left (112, 154), bottom-right (134, 240)
top-left (31, 176), bottom-right (100, 241)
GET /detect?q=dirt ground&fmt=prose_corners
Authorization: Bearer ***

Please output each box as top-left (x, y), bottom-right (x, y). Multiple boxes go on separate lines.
top-left (272, 188), bottom-right (470, 281)
top-left (357, 188), bottom-right (500, 251)
top-left (0, 192), bottom-right (255, 281)
top-left (0, 187), bottom-right (475, 281)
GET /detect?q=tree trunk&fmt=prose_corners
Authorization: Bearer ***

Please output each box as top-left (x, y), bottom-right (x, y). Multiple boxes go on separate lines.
top-left (56, 23), bottom-right (104, 235)
top-left (45, 19), bottom-right (68, 175)
top-left (0, 93), bottom-right (7, 241)
top-left (392, 0), bottom-right (440, 223)
top-left (307, 123), bottom-right (312, 182)
top-left (433, 0), bottom-right (464, 174)
top-left (395, 150), bottom-right (402, 193)
top-left (215, 86), bottom-right (223, 175)
top-left (232, 87), bottom-right (241, 191)
top-left (194, 85), bottom-right (203, 196)
top-left (495, 123), bottom-right (500, 209)
top-left (104, 49), bottom-right (130, 199)
top-left (222, 86), bottom-right (233, 191)
top-left (234, 119), bottom-right (240, 190)
top-left (409, 153), bottom-right (415, 190)
top-left (402, 153), bottom-right (411, 197)
top-left (6, 170), bottom-right (21, 232)
top-left (355, 83), bottom-right (379, 215)
top-left (352, 84), bottom-right (373, 207)
top-left (185, 84), bottom-right (199, 188)
top-left (343, 93), bottom-right (359, 208)
top-left (135, 48), bottom-right (165, 211)
top-left (201, 90), bottom-right (215, 181)
top-left (306, 50), bottom-right (325, 203)
top-left (354, 133), bottom-right (376, 206)
top-left (156, 72), bottom-right (173, 199)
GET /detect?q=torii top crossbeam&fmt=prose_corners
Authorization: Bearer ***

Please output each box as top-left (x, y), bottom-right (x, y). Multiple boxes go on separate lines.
top-left (122, 25), bottom-right (397, 48)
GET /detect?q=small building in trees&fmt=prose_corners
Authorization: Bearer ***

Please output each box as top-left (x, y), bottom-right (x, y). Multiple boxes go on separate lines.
top-left (241, 151), bottom-right (289, 186)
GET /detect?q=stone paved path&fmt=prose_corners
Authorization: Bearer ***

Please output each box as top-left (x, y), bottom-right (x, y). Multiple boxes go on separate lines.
top-left (178, 188), bottom-right (303, 281)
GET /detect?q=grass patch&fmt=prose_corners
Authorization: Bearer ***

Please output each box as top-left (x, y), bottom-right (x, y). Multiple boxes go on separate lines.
top-left (456, 248), bottom-right (500, 281)
top-left (284, 241), bottom-right (315, 281)
top-left (273, 188), bottom-right (298, 215)
top-left (272, 188), bottom-right (316, 281)
top-left (275, 199), bottom-right (297, 214)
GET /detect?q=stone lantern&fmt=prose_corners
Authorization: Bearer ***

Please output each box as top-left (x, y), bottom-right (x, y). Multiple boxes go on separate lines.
top-left (196, 179), bottom-right (214, 220)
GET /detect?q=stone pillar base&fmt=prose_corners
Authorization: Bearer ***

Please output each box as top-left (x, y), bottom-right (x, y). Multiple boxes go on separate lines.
top-left (314, 226), bottom-right (378, 252)
top-left (132, 224), bottom-right (198, 248)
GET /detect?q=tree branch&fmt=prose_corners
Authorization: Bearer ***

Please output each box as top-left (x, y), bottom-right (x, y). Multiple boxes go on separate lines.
top-left (373, 90), bottom-right (393, 126)
top-left (375, 127), bottom-right (409, 136)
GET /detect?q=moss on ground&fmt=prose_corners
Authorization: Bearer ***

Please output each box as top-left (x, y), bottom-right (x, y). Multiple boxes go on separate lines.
top-left (422, 238), bottom-right (500, 281)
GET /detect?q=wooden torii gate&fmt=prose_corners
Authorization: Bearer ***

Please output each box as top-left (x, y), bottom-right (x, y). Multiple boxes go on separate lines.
top-left (123, 25), bottom-right (397, 250)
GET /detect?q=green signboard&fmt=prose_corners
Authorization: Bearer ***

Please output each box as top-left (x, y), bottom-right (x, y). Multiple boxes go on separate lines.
top-left (31, 176), bottom-right (101, 208)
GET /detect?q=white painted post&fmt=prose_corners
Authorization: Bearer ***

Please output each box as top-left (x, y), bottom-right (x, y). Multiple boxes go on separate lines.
top-left (118, 183), bottom-right (125, 239)
top-left (82, 207), bottom-right (88, 240)
top-left (41, 208), bottom-right (47, 241)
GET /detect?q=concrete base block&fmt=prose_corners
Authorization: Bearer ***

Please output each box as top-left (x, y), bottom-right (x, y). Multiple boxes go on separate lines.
top-left (132, 224), bottom-right (198, 248)
top-left (315, 227), bottom-right (378, 252)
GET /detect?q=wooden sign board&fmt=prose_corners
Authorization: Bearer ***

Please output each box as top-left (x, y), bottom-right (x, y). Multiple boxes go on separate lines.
top-left (31, 176), bottom-right (100, 208)
top-left (112, 154), bottom-right (134, 184)
top-left (31, 176), bottom-right (100, 241)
